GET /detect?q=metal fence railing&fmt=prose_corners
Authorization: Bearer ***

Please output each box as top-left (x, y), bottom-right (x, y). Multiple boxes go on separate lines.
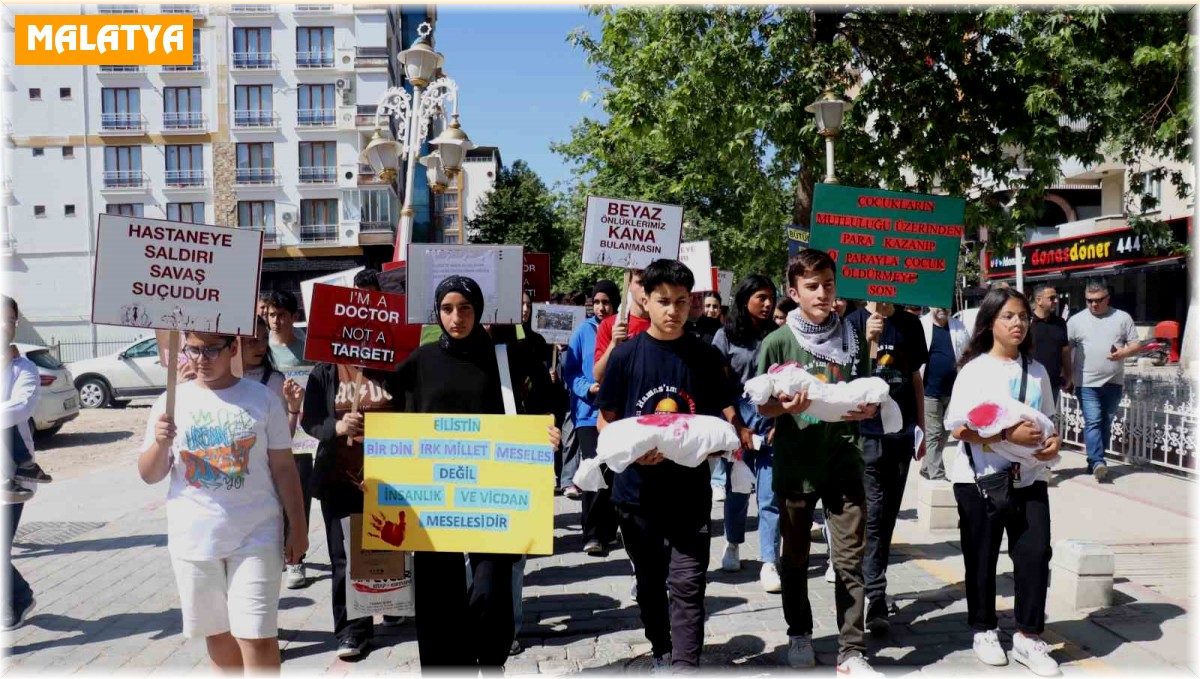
top-left (1059, 371), bottom-right (1197, 474)
top-left (47, 340), bottom-right (132, 363)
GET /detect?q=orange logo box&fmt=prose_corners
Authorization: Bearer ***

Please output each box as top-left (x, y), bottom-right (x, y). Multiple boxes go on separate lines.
top-left (14, 15), bottom-right (193, 66)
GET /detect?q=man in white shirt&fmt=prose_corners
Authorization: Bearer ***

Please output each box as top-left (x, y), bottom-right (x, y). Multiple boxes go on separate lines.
top-left (2, 295), bottom-right (42, 630)
top-left (137, 330), bottom-right (308, 671)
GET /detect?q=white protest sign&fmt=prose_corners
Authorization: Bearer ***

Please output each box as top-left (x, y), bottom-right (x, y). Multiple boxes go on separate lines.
top-left (679, 241), bottom-right (714, 291)
top-left (91, 214), bottom-right (262, 336)
top-left (299, 266), bottom-right (365, 319)
top-left (582, 196), bottom-right (684, 269)
top-left (531, 304), bottom-right (587, 346)
top-left (718, 270), bottom-right (736, 303)
top-left (406, 244), bottom-right (524, 325)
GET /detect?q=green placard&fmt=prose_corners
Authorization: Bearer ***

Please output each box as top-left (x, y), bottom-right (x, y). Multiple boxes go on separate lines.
top-left (808, 183), bottom-right (965, 309)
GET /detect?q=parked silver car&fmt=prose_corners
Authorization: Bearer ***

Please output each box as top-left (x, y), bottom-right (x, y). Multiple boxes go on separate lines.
top-left (14, 343), bottom-right (81, 438)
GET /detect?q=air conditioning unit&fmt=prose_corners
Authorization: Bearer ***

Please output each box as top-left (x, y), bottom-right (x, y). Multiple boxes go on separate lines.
top-left (281, 211), bottom-right (296, 225)
top-left (336, 106), bottom-right (357, 131)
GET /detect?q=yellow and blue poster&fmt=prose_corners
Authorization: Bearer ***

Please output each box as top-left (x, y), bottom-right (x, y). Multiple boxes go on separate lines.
top-left (362, 413), bottom-right (555, 554)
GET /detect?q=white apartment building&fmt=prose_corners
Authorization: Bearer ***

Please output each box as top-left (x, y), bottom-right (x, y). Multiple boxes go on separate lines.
top-left (2, 3), bottom-right (433, 354)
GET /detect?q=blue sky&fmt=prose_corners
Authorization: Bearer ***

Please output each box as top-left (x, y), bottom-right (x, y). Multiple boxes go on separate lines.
top-left (433, 6), bottom-right (605, 191)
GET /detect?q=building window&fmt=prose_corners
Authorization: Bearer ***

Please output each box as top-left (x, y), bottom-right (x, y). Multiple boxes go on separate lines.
top-left (29, 88), bottom-right (40, 100)
top-left (103, 146), bottom-right (143, 188)
top-left (236, 143), bottom-right (274, 184)
top-left (64, 205), bottom-right (76, 217)
top-left (299, 141), bottom-right (335, 182)
top-left (101, 87), bottom-right (142, 131)
top-left (32, 148), bottom-right (44, 157)
top-left (59, 87), bottom-right (71, 99)
top-left (62, 146), bottom-right (74, 158)
top-left (358, 188), bottom-right (396, 232)
top-left (234, 84), bottom-right (273, 127)
top-left (164, 87), bottom-right (202, 129)
top-left (296, 27), bottom-right (334, 68)
top-left (165, 28), bottom-right (202, 71)
top-left (300, 198), bottom-right (337, 243)
top-left (106, 203), bottom-right (144, 217)
top-left (237, 201), bottom-right (275, 243)
top-left (297, 84), bottom-right (335, 126)
top-left (33, 206), bottom-right (45, 217)
top-left (167, 202), bottom-right (204, 223)
top-left (1139, 170), bottom-right (1163, 211)
top-left (166, 144), bottom-right (204, 186)
top-left (232, 27), bottom-right (272, 68)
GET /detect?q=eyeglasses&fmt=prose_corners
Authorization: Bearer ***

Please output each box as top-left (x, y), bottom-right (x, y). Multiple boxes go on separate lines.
top-left (183, 341), bottom-right (232, 360)
top-left (1044, 294), bottom-right (1059, 301)
top-left (1085, 296), bottom-right (1109, 305)
top-left (998, 313), bottom-right (1031, 325)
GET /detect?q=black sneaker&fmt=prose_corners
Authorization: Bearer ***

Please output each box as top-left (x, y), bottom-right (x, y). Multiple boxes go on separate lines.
top-left (2, 597), bottom-right (35, 631)
top-left (509, 639), bottom-right (523, 656)
top-left (865, 596), bottom-right (890, 635)
top-left (583, 539), bottom-right (606, 556)
top-left (3, 479), bottom-right (33, 501)
top-left (336, 637), bottom-right (368, 659)
top-left (14, 463), bottom-right (51, 484)
top-left (380, 615), bottom-right (407, 627)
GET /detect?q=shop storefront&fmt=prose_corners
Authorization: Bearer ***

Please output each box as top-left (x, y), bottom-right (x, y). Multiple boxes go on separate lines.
top-left (985, 217), bottom-right (1191, 331)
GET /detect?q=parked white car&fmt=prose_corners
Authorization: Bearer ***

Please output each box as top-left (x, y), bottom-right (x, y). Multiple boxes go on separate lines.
top-left (68, 336), bottom-right (168, 409)
top-left (14, 343), bottom-right (81, 437)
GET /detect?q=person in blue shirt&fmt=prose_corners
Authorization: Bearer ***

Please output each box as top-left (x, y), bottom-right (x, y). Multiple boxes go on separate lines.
top-left (562, 280), bottom-right (621, 555)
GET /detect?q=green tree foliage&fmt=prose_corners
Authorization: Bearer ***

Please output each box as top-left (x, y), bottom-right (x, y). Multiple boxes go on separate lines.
top-left (555, 6), bottom-right (1191, 278)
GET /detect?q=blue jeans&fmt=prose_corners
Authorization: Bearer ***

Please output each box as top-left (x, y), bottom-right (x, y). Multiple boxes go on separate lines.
top-left (710, 458), bottom-right (727, 488)
top-left (722, 447), bottom-right (780, 564)
top-left (1078, 384), bottom-right (1123, 471)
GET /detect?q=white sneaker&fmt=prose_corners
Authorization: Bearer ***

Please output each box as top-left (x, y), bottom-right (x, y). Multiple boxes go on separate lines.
top-left (1012, 633), bottom-right (1060, 676)
top-left (760, 562), bottom-right (782, 593)
top-left (721, 543), bottom-right (741, 572)
top-left (712, 485), bottom-right (726, 502)
top-left (825, 561), bottom-right (836, 583)
top-left (973, 629), bottom-right (1008, 666)
top-left (836, 652), bottom-right (884, 677)
top-left (285, 563), bottom-right (307, 589)
top-left (651, 652), bottom-right (672, 674)
top-left (787, 634), bottom-right (815, 668)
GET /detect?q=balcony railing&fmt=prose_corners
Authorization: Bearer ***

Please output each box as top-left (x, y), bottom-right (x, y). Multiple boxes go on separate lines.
top-left (242, 225), bottom-right (277, 245)
top-left (299, 224), bottom-right (338, 244)
top-left (356, 104), bottom-right (378, 128)
top-left (360, 220), bottom-right (394, 233)
top-left (296, 4), bottom-right (335, 12)
top-left (100, 113), bottom-right (146, 133)
top-left (99, 65), bottom-right (143, 73)
top-left (163, 56), bottom-right (203, 72)
top-left (103, 171), bottom-right (148, 189)
top-left (235, 168), bottom-right (279, 186)
top-left (98, 4), bottom-right (140, 13)
top-left (231, 52), bottom-right (277, 71)
top-left (163, 112), bottom-right (205, 131)
top-left (233, 110), bottom-right (279, 129)
top-left (297, 109), bottom-right (335, 127)
top-left (299, 167), bottom-right (336, 184)
top-left (165, 170), bottom-right (206, 187)
top-left (159, 4), bottom-right (203, 15)
top-left (296, 51), bottom-right (335, 69)
top-left (231, 4), bottom-right (274, 14)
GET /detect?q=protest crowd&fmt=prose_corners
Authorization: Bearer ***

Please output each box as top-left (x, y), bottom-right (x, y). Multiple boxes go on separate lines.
top-left (7, 191), bottom-right (1148, 679)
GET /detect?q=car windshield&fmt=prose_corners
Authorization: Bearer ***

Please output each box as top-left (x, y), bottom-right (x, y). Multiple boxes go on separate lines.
top-left (25, 349), bottom-right (64, 370)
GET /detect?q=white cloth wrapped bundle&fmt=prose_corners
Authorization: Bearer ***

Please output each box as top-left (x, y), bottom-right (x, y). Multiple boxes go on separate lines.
top-left (743, 362), bottom-right (904, 433)
top-left (944, 397), bottom-right (1060, 467)
top-left (573, 413), bottom-right (752, 493)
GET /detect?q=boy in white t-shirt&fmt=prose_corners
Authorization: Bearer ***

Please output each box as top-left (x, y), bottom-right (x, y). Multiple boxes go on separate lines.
top-left (137, 331), bottom-right (308, 671)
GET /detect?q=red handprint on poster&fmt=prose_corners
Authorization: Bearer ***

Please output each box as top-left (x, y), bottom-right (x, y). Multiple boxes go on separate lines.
top-left (369, 511), bottom-right (407, 547)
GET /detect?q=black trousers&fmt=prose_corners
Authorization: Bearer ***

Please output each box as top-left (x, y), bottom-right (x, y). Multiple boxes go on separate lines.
top-left (5, 503), bottom-right (32, 621)
top-left (320, 489), bottom-right (374, 644)
top-left (616, 507), bottom-right (710, 668)
top-left (578, 427), bottom-right (617, 544)
top-left (954, 481), bottom-right (1052, 634)
top-left (284, 453), bottom-right (315, 561)
top-left (415, 550), bottom-right (517, 669)
top-left (862, 435), bottom-right (912, 603)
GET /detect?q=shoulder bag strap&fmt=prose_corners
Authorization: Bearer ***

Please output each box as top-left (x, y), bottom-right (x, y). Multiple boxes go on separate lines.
top-left (1019, 354), bottom-right (1029, 404)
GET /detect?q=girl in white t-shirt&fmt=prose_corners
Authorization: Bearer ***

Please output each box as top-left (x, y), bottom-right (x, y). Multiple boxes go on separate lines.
top-left (945, 288), bottom-right (1061, 677)
top-left (137, 331), bottom-right (308, 672)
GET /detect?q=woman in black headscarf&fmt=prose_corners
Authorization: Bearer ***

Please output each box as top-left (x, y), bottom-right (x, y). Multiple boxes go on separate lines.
top-left (393, 276), bottom-right (559, 671)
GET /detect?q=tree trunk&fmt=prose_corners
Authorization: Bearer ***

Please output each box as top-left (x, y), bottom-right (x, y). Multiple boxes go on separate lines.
top-left (793, 165), bottom-right (815, 227)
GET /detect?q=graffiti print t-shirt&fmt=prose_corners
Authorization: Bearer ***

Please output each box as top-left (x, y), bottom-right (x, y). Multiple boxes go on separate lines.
top-left (142, 379), bottom-right (293, 560)
top-left (333, 365), bottom-right (394, 486)
top-left (595, 332), bottom-right (734, 527)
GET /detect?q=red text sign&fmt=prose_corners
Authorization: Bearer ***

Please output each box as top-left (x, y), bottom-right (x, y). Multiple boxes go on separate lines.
top-left (523, 253), bottom-right (551, 302)
top-left (304, 284), bottom-right (419, 370)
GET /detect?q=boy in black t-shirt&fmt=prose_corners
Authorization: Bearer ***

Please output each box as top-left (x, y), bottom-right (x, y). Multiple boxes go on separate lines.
top-left (596, 259), bottom-right (752, 672)
top-left (844, 301), bottom-right (928, 635)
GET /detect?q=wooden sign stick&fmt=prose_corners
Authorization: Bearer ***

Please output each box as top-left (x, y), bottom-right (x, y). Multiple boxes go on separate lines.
top-left (348, 368), bottom-right (365, 446)
top-left (620, 269), bottom-right (633, 324)
top-left (165, 332), bottom-right (180, 419)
